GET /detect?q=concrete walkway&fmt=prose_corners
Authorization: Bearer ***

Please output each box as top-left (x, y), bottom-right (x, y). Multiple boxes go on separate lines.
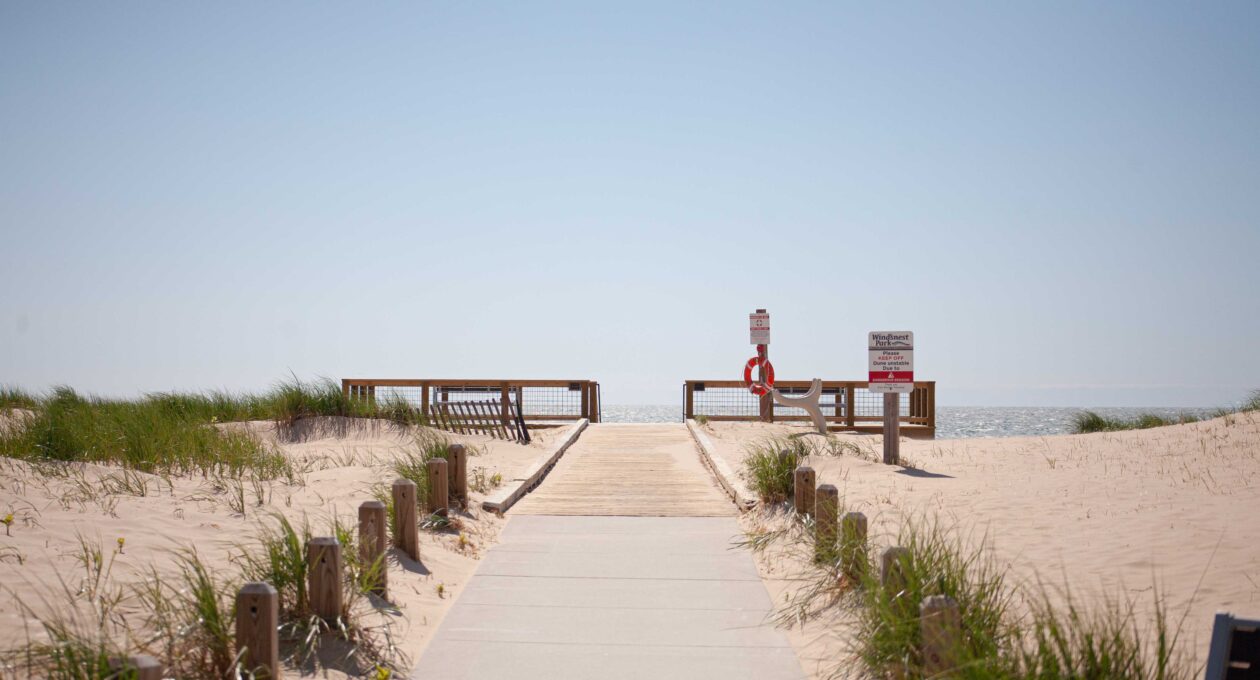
top-left (412, 424), bottom-right (803, 679)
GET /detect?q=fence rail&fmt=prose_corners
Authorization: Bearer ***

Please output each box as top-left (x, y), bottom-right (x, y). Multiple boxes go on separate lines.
top-left (683, 380), bottom-right (935, 438)
top-left (342, 378), bottom-right (602, 423)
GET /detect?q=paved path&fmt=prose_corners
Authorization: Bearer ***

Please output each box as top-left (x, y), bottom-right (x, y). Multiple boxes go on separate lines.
top-left (413, 424), bottom-right (803, 679)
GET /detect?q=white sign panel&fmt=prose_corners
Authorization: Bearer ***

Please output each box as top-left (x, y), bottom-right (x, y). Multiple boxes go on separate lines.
top-left (749, 313), bottom-right (770, 345)
top-left (868, 331), bottom-right (914, 394)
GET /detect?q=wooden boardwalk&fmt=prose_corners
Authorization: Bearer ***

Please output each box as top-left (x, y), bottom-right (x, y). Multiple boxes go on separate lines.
top-left (510, 423), bottom-right (734, 517)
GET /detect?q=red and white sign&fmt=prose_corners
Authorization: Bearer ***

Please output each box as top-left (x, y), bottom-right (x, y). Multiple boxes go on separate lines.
top-left (749, 312), bottom-right (770, 345)
top-left (868, 331), bottom-right (914, 394)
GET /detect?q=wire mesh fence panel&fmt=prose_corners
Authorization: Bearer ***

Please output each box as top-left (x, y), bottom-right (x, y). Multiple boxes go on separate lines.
top-left (342, 379), bottom-right (598, 422)
top-left (684, 380), bottom-right (935, 436)
top-left (518, 385), bottom-right (584, 418)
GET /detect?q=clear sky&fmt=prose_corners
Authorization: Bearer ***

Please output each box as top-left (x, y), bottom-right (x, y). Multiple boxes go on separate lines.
top-left (2, 2), bottom-right (1258, 407)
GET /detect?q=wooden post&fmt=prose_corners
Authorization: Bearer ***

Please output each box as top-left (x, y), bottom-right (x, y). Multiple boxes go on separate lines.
top-left (307, 537), bottom-right (343, 621)
top-left (391, 478), bottom-right (419, 561)
top-left (841, 511), bottom-right (868, 581)
top-left (500, 384), bottom-right (511, 426)
top-left (814, 484), bottom-right (839, 563)
top-left (358, 501), bottom-right (388, 596)
top-left (427, 458), bottom-right (449, 515)
top-left (793, 466), bottom-right (815, 515)
top-left (236, 582), bottom-right (280, 679)
top-left (883, 393), bottom-right (900, 465)
top-left (684, 382), bottom-right (694, 420)
top-left (757, 309), bottom-right (772, 423)
top-left (448, 444), bottom-right (467, 507)
top-left (920, 595), bottom-right (962, 676)
top-left (881, 546), bottom-right (911, 602)
top-left (845, 384), bottom-right (856, 429)
top-left (420, 382), bottom-right (430, 423)
top-left (109, 655), bottom-right (163, 680)
top-left (580, 382), bottom-right (591, 421)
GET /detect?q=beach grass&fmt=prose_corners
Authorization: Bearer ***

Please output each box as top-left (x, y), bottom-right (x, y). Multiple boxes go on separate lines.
top-left (0, 378), bottom-right (429, 478)
top-left (1071, 411), bottom-right (1200, 434)
top-left (741, 436), bottom-right (808, 504)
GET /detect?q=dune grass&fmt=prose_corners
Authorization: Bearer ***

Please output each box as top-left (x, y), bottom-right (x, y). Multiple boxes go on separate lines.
top-left (741, 437), bottom-right (807, 504)
top-left (0, 378), bottom-right (429, 478)
top-left (745, 507), bottom-right (1196, 679)
top-left (1071, 411), bottom-right (1200, 434)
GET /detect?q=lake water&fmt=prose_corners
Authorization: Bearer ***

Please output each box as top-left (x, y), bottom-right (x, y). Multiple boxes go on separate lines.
top-left (599, 405), bottom-right (1220, 439)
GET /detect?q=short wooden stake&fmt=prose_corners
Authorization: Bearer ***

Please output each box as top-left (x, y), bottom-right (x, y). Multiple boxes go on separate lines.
top-left (448, 444), bottom-right (467, 507)
top-left (841, 511), bottom-right (868, 580)
top-left (883, 393), bottom-right (900, 465)
top-left (392, 478), bottom-right (419, 561)
top-left (307, 537), bottom-right (343, 621)
top-left (920, 594), bottom-right (962, 676)
top-left (881, 546), bottom-right (912, 603)
top-left (794, 466), bottom-right (815, 515)
top-left (235, 582), bottom-right (280, 679)
top-left (358, 500), bottom-right (388, 597)
top-left (814, 484), bottom-right (839, 563)
top-left (427, 458), bottom-right (449, 515)
top-left (108, 655), bottom-right (162, 680)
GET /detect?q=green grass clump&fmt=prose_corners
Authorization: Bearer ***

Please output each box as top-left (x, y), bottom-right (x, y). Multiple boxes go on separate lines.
top-left (1242, 389), bottom-right (1260, 412)
top-left (0, 386), bottom-right (39, 411)
top-left (1011, 586), bottom-right (1190, 680)
top-left (856, 517), bottom-right (1013, 676)
top-left (392, 430), bottom-right (463, 512)
top-left (741, 436), bottom-right (809, 504)
top-left (0, 387), bottom-right (289, 478)
top-left (1071, 411), bottom-right (1199, 434)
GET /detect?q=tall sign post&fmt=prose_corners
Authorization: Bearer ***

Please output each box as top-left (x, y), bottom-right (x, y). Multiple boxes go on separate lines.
top-left (868, 331), bottom-right (914, 465)
top-left (750, 310), bottom-right (772, 422)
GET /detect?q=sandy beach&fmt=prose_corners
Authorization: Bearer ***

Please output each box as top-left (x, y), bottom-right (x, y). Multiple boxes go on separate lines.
top-left (0, 412), bottom-right (575, 677)
top-left (697, 413), bottom-right (1260, 677)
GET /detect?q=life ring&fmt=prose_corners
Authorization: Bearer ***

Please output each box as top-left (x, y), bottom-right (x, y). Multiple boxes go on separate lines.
top-left (743, 357), bottom-right (775, 396)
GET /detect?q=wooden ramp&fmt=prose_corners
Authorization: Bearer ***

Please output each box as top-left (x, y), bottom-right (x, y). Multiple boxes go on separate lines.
top-left (510, 423), bottom-right (734, 517)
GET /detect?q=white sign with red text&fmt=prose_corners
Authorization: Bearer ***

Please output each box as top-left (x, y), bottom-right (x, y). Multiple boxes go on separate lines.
top-left (868, 331), bottom-right (913, 394)
top-left (750, 313), bottom-right (770, 345)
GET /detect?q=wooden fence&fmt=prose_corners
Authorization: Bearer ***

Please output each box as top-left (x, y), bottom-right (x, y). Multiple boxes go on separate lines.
top-left (342, 379), bottom-right (601, 423)
top-left (684, 380), bottom-right (935, 438)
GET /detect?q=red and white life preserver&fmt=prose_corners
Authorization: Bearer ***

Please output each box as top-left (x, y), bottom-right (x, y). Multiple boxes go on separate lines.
top-left (743, 356), bottom-right (775, 396)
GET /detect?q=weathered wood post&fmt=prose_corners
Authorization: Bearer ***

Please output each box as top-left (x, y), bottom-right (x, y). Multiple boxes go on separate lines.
top-left (236, 582), bottom-right (280, 679)
top-left (756, 309), bottom-right (773, 422)
top-left (881, 546), bottom-right (912, 605)
top-left (392, 478), bottom-right (419, 561)
top-left (448, 444), bottom-right (467, 508)
top-left (883, 393), bottom-right (900, 465)
top-left (814, 484), bottom-right (839, 563)
top-left (358, 500), bottom-right (388, 596)
top-left (921, 595), bottom-right (962, 676)
top-left (794, 466), bottom-right (815, 515)
top-left (841, 511), bottom-right (868, 580)
top-left (427, 458), bottom-right (449, 515)
top-left (307, 537), bottom-right (343, 621)
top-left (109, 655), bottom-right (163, 680)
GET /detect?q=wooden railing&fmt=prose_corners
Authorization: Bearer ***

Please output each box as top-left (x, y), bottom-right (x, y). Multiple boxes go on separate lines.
top-left (342, 378), bottom-right (601, 423)
top-left (683, 380), bottom-right (935, 438)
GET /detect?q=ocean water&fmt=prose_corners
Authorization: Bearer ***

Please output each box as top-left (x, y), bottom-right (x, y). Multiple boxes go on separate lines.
top-left (599, 405), bottom-right (1220, 439)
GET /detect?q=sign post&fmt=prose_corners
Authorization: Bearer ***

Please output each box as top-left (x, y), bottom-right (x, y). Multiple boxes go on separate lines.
top-left (751, 310), bottom-right (772, 422)
top-left (869, 332), bottom-right (914, 465)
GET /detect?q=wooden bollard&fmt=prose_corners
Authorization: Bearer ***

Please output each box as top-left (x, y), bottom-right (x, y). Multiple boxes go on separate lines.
top-left (392, 478), bottom-right (419, 561)
top-left (448, 444), bottom-right (467, 507)
top-left (841, 511), bottom-right (868, 580)
top-left (236, 582), bottom-right (280, 679)
top-left (359, 500), bottom-right (388, 596)
top-left (921, 595), bottom-right (962, 675)
top-left (794, 466), bottom-right (815, 515)
top-left (307, 537), bottom-right (343, 621)
top-left (427, 458), bottom-right (449, 515)
top-left (108, 655), bottom-right (162, 680)
top-left (813, 484), bottom-right (839, 563)
top-left (881, 546), bottom-right (912, 602)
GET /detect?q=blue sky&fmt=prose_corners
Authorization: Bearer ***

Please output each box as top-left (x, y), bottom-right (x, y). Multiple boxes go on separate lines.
top-left (2, 2), bottom-right (1258, 406)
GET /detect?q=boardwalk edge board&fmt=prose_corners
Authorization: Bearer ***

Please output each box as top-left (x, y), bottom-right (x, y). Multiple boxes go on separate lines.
top-left (685, 419), bottom-right (757, 512)
top-left (482, 419), bottom-right (589, 515)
